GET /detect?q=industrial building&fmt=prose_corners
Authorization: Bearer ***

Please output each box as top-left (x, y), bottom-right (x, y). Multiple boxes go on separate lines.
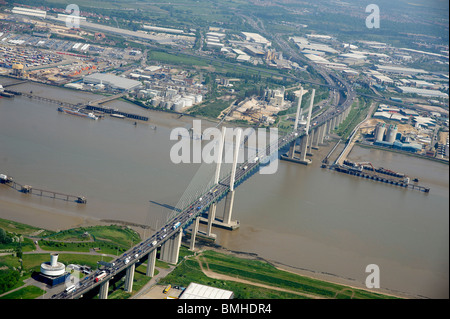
top-left (374, 140), bottom-right (422, 153)
top-left (241, 32), bottom-right (271, 46)
top-left (83, 73), bottom-right (142, 91)
top-left (396, 86), bottom-right (448, 99)
top-left (12, 7), bottom-right (46, 19)
top-left (179, 282), bottom-right (234, 299)
top-left (376, 65), bottom-right (428, 75)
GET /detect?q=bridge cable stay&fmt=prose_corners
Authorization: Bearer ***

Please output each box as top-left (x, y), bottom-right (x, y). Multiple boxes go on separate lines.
top-left (165, 127), bottom-right (261, 223)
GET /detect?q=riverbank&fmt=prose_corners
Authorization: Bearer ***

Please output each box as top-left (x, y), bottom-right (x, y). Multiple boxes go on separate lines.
top-left (356, 142), bottom-right (449, 165)
top-left (1, 80), bottom-right (448, 298)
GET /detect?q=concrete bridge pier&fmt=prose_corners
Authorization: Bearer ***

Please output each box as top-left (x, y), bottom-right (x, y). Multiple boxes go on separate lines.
top-left (146, 249), bottom-right (157, 277)
top-left (338, 113), bottom-right (344, 125)
top-left (288, 139), bottom-right (296, 158)
top-left (223, 190), bottom-right (235, 225)
top-left (124, 263), bottom-right (135, 293)
top-left (318, 124), bottom-right (326, 145)
top-left (331, 116), bottom-right (337, 131)
top-left (190, 217), bottom-right (200, 251)
top-left (206, 203), bottom-right (216, 237)
top-left (298, 135), bottom-right (311, 164)
top-left (326, 119), bottom-right (332, 135)
top-left (160, 229), bottom-right (182, 264)
top-left (99, 280), bottom-right (109, 299)
top-left (308, 128), bottom-right (315, 152)
top-left (313, 126), bottom-right (321, 149)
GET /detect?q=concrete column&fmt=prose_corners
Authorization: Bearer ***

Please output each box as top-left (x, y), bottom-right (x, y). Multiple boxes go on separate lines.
top-left (331, 117), bottom-right (337, 130)
top-left (170, 229), bottom-right (182, 264)
top-left (288, 140), bottom-right (296, 158)
top-left (222, 190), bottom-right (235, 225)
top-left (190, 217), bottom-right (200, 251)
top-left (326, 119), bottom-right (331, 135)
top-left (318, 125), bottom-right (325, 145)
top-left (124, 264), bottom-right (135, 293)
top-left (160, 237), bottom-right (172, 262)
top-left (206, 203), bottom-right (216, 237)
top-left (146, 249), bottom-right (156, 277)
top-left (299, 135), bottom-right (309, 162)
top-left (99, 280), bottom-right (109, 299)
top-left (293, 88), bottom-right (304, 131)
top-left (313, 127), bottom-right (320, 148)
top-left (309, 128), bottom-right (315, 151)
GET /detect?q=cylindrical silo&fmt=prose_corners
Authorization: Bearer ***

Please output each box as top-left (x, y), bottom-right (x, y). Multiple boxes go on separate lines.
top-left (375, 123), bottom-right (386, 142)
top-left (386, 124), bottom-right (398, 143)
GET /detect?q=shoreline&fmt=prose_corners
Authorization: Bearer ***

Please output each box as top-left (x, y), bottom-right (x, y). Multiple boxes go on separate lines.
top-left (200, 245), bottom-right (417, 299)
top-left (0, 211), bottom-right (410, 299)
top-left (0, 78), bottom-right (447, 299)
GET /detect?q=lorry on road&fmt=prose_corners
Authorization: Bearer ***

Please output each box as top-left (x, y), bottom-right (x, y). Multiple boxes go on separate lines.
top-left (94, 271), bottom-right (107, 283)
top-left (172, 221), bottom-right (181, 230)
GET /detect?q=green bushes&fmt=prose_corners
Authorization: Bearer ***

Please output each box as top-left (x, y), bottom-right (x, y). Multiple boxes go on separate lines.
top-left (0, 270), bottom-right (20, 294)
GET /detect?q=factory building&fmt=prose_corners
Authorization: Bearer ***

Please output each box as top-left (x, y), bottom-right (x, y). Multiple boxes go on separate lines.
top-left (396, 86), bottom-right (448, 99)
top-left (375, 65), bottom-right (428, 75)
top-left (83, 73), bottom-right (142, 92)
top-left (241, 32), bottom-right (271, 46)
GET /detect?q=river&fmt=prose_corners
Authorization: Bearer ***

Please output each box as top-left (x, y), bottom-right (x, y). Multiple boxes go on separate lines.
top-left (0, 81), bottom-right (448, 298)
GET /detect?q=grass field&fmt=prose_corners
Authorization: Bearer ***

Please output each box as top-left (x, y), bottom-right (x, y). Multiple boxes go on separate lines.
top-left (0, 285), bottom-right (46, 300)
top-left (159, 248), bottom-right (398, 299)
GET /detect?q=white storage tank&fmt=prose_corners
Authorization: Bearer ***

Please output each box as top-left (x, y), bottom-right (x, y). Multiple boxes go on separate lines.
top-left (375, 122), bottom-right (386, 142)
top-left (385, 124), bottom-right (398, 143)
top-left (182, 97), bottom-right (193, 107)
top-left (173, 99), bottom-right (185, 112)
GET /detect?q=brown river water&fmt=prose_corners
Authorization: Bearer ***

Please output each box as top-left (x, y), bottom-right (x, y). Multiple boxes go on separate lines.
top-left (0, 81), bottom-right (448, 298)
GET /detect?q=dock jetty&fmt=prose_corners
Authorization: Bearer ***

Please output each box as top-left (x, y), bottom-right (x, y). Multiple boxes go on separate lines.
top-left (0, 174), bottom-right (87, 204)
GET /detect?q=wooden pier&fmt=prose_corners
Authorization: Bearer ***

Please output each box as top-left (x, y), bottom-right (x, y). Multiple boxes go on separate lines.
top-left (2, 177), bottom-right (86, 203)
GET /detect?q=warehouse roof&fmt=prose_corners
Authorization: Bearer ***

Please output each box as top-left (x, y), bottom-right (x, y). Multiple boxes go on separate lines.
top-left (83, 73), bottom-right (142, 91)
top-left (179, 283), bottom-right (234, 299)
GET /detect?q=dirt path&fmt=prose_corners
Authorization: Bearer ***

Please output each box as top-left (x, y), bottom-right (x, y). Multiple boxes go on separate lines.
top-left (195, 254), bottom-right (324, 299)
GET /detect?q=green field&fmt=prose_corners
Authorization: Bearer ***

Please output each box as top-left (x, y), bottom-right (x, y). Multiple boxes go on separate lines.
top-left (160, 248), bottom-right (399, 299)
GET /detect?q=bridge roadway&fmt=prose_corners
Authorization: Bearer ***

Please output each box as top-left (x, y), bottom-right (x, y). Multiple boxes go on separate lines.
top-left (52, 80), bottom-right (353, 299)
